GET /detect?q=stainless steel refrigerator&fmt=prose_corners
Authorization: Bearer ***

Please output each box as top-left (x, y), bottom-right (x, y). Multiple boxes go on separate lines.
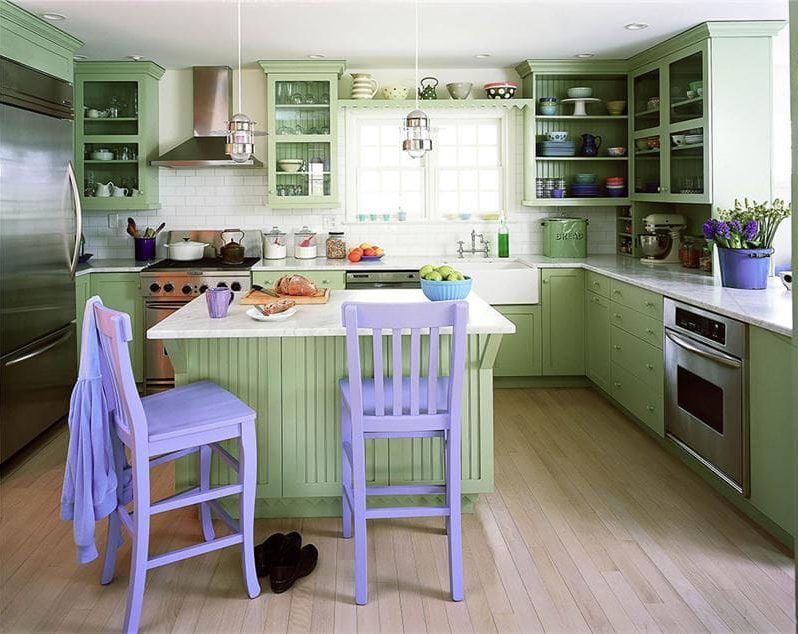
top-left (0, 57), bottom-right (82, 462)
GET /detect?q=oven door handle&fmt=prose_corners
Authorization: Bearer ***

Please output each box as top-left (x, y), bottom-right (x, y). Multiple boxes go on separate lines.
top-left (145, 302), bottom-right (190, 310)
top-left (665, 331), bottom-right (742, 369)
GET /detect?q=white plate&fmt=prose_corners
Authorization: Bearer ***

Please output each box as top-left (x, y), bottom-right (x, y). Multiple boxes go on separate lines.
top-left (246, 306), bottom-right (297, 322)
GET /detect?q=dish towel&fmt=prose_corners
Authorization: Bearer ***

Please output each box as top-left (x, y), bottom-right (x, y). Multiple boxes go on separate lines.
top-left (60, 296), bottom-right (127, 564)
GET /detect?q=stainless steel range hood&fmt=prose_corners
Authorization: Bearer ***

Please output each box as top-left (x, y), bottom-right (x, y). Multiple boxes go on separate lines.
top-left (151, 66), bottom-right (262, 168)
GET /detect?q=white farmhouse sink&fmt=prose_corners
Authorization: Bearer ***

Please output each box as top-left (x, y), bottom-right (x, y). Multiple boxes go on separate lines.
top-left (441, 258), bottom-right (539, 305)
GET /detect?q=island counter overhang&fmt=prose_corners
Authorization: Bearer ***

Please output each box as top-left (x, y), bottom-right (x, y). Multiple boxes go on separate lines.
top-left (147, 289), bottom-right (515, 518)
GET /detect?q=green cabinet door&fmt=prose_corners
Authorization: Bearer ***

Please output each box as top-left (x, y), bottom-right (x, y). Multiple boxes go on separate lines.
top-left (749, 327), bottom-right (794, 535)
top-left (493, 305), bottom-right (541, 377)
top-left (541, 268), bottom-right (585, 375)
top-left (90, 273), bottom-right (144, 383)
top-left (585, 291), bottom-right (611, 392)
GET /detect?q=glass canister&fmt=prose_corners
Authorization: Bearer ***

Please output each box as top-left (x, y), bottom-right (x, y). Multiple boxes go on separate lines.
top-left (325, 231), bottom-right (346, 259)
top-left (293, 226), bottom-right (318, 259)
top-left (263, 226), bottom-right (287, 260)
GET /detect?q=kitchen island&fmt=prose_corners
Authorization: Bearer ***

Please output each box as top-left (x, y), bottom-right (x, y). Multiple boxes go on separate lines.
top-left (147, 289), bottom-right (515, 517)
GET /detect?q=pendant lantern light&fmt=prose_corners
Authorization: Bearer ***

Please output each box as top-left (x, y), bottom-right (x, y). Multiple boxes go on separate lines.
top-left (226, 0), bottom-right (256, 163)
top-left (402, 0), bottom-right (432, 159)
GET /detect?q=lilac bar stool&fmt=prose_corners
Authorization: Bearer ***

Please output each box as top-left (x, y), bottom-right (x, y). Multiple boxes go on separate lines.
top-left (92, 303), bottom-right (260, 633)
top-left (340, 301), bottom-right (469, 605)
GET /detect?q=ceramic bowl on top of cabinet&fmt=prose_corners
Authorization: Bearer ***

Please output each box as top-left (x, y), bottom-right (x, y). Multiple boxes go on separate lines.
top-left (258, 60), bottom-right (346, 209)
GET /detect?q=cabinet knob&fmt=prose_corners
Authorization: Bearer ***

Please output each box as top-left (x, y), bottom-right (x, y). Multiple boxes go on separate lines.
top-left (613, 313), bottom-right (621, 319)
top-left (612, 289), bottom-right (621, 295)
top-left (646, 328), bottom-right (655, 335)
top-left (646, 405), bottom-right (655, 412)
top-left (613, 345), bottom-right (621, 350)
top-left (643, 300), bottom-right (654, 308)
top-left (645, 363), bottom-right (654, 370)
top-left (592, 281), bottom-right (600, 286)
top-left (322, 280), bottom-right (330, 285)
top-left (542, 279), bottom-right (549, 284)
top-left (613, 381), bottom-right (621, 388)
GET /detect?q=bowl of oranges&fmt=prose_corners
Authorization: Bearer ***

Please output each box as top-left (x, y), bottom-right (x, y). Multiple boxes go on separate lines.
top-left (347, 242), bottom-right (385, 262)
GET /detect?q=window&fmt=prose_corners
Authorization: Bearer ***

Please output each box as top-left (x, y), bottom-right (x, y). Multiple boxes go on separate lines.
top-left (346, 110), bottom-right (509, 221)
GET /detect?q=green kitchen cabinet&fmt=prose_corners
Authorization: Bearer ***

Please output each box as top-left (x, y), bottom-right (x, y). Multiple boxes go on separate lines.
top-left (258, 60), bottom-right (346, 208)
top-left (0, 0), bottom-right (82, 82)
top-left (749, 327), bottom-right (794, 536)
top-left (629, 22), bottom-right (782, 206)
top-left (83, 273), bottom-right (144, 383)
top-left (252, 269), bottom-right (346, 291)
top-left (74, 61), bottom-right (164, 211)
top-left (492, 305), bottom-right (542, 377)
top-left (541, 268), bottom-right (585, 375)
top-left (74, 274), bottom-right (92, 354)
top-left (585, 290), bottom-right (611, 392)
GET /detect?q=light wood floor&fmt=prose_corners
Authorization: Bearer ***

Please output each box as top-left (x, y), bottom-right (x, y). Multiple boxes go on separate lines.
top-left (1, 387), bottom-right (794, 633)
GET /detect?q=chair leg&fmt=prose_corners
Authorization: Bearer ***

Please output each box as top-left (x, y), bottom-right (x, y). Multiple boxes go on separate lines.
top-left (101, 509), bottom-right (122, 585)
top-left (341, 407), bottom-right (353, 539)
top-left (199, 444), bottom-right (215, 542)
top-left (123, 462), bottom-right (150, 634)
top-left (352, 437), bottom-right (368, 605)
top-left (446, 432), bottom-right (464, 602)
top-left (239, 424), bottom-right (260, 599)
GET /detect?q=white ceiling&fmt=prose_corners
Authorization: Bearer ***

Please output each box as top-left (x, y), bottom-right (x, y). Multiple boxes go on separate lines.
top-left (17, 0), bottom-right (787, 69)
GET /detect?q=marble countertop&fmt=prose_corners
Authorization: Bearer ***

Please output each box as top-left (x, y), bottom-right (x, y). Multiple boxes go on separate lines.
top-left (78, 253), bottom-right (793, 337)
top-left (76, 258), bottom-right (150, 276)
top-left (147, 288), bottom-right (516, 340)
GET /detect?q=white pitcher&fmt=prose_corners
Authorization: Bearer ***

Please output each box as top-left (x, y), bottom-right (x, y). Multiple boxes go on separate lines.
top-left (95, 181), bottom-right (112, 197)
top-left (112, 184), bottom-right (129, 197)
top-left (351, 73), bottom-right (378, 99)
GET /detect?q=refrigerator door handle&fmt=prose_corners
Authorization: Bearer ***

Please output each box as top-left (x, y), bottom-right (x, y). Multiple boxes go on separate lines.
top-left (66, 160), bottom-right (82, 279)
top-left (4, 326), bottom-right (74, 367)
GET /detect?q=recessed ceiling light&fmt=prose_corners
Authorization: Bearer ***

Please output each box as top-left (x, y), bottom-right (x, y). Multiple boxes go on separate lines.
top-left (307, 54), bottom-right (325, 60)
top-left (575, 53), bottom-right (595, 59)
top-left (127, 55), bottom-right (143, 61)
top-left (474, 53), bottom-right (491, 59)
top-left (73, 54), bottom-right (87, 61)
top-left (40, 12), bottom-right (66, 20)
top-left (624, 22), bottom-right (649, 30)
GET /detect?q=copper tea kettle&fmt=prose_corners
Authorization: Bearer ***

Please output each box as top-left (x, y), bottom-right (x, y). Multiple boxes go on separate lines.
top-left (220, 229), bottom-right (245, 265)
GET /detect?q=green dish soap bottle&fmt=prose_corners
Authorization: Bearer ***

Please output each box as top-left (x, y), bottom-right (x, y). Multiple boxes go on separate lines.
top-left (498, 214), bottom-right (510, 258)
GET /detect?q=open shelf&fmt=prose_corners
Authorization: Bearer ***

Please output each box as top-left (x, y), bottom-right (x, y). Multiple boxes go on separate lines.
top-left (536, 115), bottom-right (628, 120)
top-left (634, 107), bottom-right (660, 118)
top-left (84, 117), bottom-right (138, 122)
top-left (275, 103), bottom-right (330, 110)
top-left (671, 96), bottom-right (703, 109)
top-left (523, 197), bottom-right (631, 207)
top-left (671, 142), bottom-right (704, 151)
top-left (84, 159), bottom-right (138, 164)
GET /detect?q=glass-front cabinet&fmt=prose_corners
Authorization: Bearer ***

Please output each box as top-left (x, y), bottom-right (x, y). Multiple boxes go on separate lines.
top-left (74, 61), bottom-right (164, 210)
top-left (631, 42), bottom-right (709, 203)
top-left (259, 61), bottom-right (345, 208)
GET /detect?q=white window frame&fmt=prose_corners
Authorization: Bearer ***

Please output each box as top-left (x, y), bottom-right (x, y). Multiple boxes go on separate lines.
top-left (344, 107), bottom-right (514, 222)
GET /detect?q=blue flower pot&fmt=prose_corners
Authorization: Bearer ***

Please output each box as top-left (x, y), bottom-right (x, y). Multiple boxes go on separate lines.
top-left (717, 247), bottom-right (773, 289)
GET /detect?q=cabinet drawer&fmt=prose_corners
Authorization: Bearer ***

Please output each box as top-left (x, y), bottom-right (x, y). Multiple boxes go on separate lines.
top-left (609, 303), bottom-right (663, 349)
top-left (610, 362), bottom-right (664, 436)
top-left (586, 271), bottom-right (610, 298)
top-left (609, 279), bottom-right (663, 319)
top-left (252, 270), bottom-right (346, 290)
top-left (610, 326), bottom-right (663, 388)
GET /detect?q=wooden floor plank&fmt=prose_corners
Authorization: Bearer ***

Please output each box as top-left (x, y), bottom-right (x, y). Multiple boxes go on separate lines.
top-left (0, 387), bottom-right (793, 633)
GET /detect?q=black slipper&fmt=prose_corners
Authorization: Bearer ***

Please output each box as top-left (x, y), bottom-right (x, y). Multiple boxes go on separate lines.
top-left (254, 531), bottom-right (301, 577)
top-left (270, 543), bottom-right (319, 593)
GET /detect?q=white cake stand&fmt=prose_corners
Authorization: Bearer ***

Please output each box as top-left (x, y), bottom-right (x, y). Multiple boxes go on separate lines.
top-left (561, 97), bottom-right (602, 116)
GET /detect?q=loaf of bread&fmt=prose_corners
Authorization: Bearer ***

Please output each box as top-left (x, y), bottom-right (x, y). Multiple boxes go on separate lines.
top-left (257, 299), bottom-right (296, 315)
top-left (275, 274), bottom-right (320, 296)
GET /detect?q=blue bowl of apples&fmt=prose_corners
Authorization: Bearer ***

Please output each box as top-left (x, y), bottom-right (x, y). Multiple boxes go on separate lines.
top-left (419, 264), bottom-right (472, 301)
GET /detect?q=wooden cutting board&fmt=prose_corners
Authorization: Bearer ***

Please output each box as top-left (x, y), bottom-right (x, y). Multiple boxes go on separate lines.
top-left (240, 287), bottom-right (330, 305)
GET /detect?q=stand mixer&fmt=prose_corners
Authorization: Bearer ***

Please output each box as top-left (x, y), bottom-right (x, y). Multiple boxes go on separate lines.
top-left (639, 213), bottom-right (686, 264)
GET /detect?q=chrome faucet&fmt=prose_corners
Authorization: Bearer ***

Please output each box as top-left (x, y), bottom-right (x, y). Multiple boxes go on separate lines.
top-left (457, 229), bottom-right (490, 258)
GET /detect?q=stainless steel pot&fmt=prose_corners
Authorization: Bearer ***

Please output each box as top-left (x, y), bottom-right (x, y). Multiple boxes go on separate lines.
top-left (164, 238), bottom-right (208, 261)
top-left (639, 233), bottom-right (672, 259)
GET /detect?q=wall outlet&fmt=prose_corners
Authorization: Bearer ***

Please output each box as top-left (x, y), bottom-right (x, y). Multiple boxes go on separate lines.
top-left (321, 215), bottom-right (336, 231)
top-left (107, 213), bottom-right (119, 230)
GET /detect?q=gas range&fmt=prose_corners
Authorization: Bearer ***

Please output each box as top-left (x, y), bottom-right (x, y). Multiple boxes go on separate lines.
top-left (140, 230), bottom-right (261, 300)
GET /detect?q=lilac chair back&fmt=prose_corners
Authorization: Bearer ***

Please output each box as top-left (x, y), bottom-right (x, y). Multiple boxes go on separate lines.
top-left (341, 301), bottom-right (469, 419)
top-left (93, 302), bottom-right (147, 447)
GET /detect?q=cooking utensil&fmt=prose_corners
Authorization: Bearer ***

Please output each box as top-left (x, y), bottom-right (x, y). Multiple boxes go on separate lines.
top-left (127, 217), bottom-right (138, 236)
top-left (220, 229), bottom-right (246, 265)
top-left (164, 238), bottom-right (208, 261)
top-left (154, 222), bottom-right (166, 236)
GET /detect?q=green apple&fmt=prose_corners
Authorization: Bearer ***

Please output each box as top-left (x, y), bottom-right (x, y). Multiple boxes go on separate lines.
top-left (437, 265), bottom-right (454, 278)
top-left (446, 273), bottom-right (460, 281)
top-left (419, 264), bottom-right (434, 277)
top-left (426, 271), bottom-right (443, 281)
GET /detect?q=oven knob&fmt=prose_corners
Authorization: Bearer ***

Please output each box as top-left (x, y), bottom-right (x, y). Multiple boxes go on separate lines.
top-left (216, 281), bottom-right (228, 288)
top-left (163, 283), bottom-right (174, 293)
top-left (182, 284), bottom-right (193, 295)
top-left (149, 283), bottom-right (161, 293)
top-left (231, 281), bottom-right (242, 292)
top-left (199, 284), bottom-right (208, 293)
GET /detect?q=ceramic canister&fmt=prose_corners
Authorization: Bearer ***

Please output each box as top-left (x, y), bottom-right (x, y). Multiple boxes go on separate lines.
top-left (351, 73), bottom-right (378, 99)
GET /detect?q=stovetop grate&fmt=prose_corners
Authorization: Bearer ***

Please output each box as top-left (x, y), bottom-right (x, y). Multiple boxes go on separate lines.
top-left (143, 257), bottom-right (260, 272)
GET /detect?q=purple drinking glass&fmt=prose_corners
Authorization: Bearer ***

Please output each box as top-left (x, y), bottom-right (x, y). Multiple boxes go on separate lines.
top-left (205, 287), bottom-right (233, 318)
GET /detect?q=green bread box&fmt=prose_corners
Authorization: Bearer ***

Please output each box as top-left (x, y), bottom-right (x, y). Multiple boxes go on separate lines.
top-left (541, 217), bottom-right (588, 258)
